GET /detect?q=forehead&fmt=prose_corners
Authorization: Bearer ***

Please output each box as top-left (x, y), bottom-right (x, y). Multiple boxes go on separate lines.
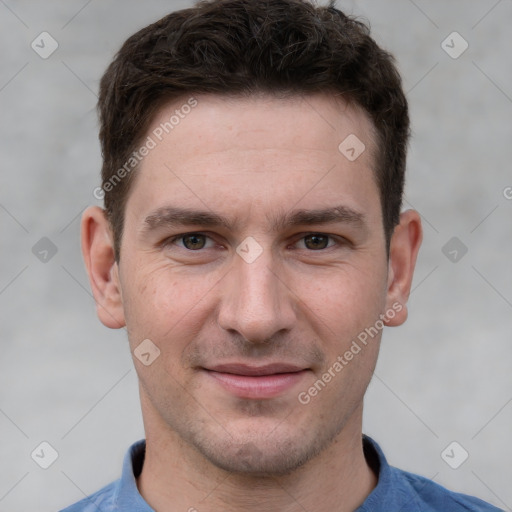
top-left (124, 93), bottom-right (381, 230)
top-left (148, 93), bottom-right (377, 159)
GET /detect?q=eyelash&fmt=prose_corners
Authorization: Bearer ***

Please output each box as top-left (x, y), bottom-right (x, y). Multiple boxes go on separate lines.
top-left (162, 232), bottom-right (347, 252)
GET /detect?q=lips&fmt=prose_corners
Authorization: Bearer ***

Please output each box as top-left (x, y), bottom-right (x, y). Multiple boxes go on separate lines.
top-left (203, 363), bottom-right (309, 399)
top-left (207, 363), bottom-right (305, 376)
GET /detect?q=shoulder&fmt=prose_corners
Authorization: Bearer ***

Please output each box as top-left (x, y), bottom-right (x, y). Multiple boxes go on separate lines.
top-left (58, 479), bottom-right (117, 512)
top-left (58, 439), bottom-right (147, 511)
top-left (360, 436), bottom-right (503, 512)
top-left (391, 466), bottom-right (504, 511)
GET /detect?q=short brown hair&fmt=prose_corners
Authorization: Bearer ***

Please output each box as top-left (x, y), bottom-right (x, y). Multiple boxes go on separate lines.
top-left (98, 0), bottom-right (409, 262)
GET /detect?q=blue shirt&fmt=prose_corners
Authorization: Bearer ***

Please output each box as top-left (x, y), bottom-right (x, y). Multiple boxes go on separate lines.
top-left (60, 436), bottom-right (503, 511)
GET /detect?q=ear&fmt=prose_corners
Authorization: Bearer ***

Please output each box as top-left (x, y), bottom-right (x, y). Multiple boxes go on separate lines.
top-left (384, 209), bottom-right (422, 326)
top-left (81, 206), bottom-right (126, 329)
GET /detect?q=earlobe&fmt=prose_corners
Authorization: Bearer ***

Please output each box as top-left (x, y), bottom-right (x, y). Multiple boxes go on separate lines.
top-left (384, 209), bottom-right (423, 327)
top-left (81, 206), bottom-right (126, 329)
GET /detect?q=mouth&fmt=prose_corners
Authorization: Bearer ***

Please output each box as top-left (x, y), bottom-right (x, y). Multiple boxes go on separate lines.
top-left (202, 363), bottom-right (310, 399)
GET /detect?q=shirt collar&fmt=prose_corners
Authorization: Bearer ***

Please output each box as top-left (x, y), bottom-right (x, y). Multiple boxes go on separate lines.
top-left (356, 435), bottom-right (400, 511)
top-left (114, 435), bottom-right (393, 511)
top-left (114, 439), bottom-right (154, 511)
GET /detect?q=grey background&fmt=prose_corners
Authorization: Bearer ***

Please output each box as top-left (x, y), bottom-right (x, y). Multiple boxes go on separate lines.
top-left (0, 0), bottom-right (511, 511)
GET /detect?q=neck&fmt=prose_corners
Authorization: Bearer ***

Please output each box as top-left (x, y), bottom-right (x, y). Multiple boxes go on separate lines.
top-left (137, 406), bottom-right (377, 512)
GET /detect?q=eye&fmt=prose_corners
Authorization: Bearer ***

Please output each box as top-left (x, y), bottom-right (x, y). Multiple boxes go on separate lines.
top-left (294, 233), bottom-right (339, 251)
top-left (163, 232), bottom-right (346, 253)
top-left (165, 233), bottom-right (215, 251)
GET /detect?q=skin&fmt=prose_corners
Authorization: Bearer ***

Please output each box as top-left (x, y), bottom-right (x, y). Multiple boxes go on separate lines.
top-left (81, 93), bottom-right (422, 512)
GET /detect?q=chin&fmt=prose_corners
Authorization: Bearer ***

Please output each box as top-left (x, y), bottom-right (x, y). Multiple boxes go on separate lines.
top-left (186, 419), bottom-right (341, 477)
top-left (201, 439), bottom-right (316, 476)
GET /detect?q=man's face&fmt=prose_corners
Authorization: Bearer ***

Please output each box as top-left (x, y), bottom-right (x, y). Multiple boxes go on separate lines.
top-left (108, 94), bottom-right (398, 474)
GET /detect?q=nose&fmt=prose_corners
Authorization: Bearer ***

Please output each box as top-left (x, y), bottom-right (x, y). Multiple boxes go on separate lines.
top-left (217, 245), bottom-right (297, 344)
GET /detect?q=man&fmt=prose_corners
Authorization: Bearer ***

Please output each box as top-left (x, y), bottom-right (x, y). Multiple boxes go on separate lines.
top-left (61, 0), bottom-right (502, 510)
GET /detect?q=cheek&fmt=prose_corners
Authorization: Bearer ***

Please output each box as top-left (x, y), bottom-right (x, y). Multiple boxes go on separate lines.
top-left (120, 266), bottom-right (174, 344)
top-left (121, 262), bottom-right (213, 354)
top-left (324, 265), bottom-right (387, 385)
top-left (306, 261), bottom-right (388, 338)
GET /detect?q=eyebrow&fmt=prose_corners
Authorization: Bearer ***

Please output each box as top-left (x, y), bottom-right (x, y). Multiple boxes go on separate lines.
top-left (141, 204), bottom-right (365, 235)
